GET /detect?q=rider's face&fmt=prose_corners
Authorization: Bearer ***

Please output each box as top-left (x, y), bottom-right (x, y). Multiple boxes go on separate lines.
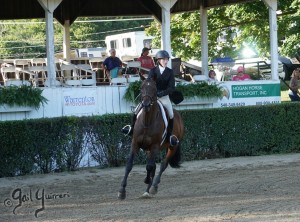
top-left (158, 58), bottom-right (169, 67)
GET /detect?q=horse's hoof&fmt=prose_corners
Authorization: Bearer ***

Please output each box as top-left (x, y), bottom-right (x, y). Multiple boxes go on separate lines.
top-left (118, 191), bottom-right (126, 200)
top-left (149, 186), bottom-right (158, 195)
top-left (142, 192), bottom-right (151, 198)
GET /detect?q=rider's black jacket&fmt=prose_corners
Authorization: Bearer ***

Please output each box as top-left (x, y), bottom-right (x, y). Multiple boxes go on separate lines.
top-left (147, 66), bottom-right (175, 97)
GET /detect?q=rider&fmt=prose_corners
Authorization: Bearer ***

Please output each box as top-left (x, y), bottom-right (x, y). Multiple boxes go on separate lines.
top-left (121, 50), bottom-right (179, 147)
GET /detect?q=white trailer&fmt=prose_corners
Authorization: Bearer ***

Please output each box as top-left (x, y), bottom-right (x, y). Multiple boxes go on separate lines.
top-left (75, 47), bottom-right (106, 58)
top-left (105, 31), bottom-right (159, 60)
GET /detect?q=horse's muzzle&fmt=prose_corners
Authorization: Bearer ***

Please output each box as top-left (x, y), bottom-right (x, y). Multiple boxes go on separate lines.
top-left (141, 95), bottom-right (153, 111)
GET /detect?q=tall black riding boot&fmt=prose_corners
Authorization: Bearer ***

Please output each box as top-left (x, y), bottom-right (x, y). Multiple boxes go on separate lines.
top-left (121, 114), bottom-right (137, 136)
top-left (166, 118), bottom-right (179, 146)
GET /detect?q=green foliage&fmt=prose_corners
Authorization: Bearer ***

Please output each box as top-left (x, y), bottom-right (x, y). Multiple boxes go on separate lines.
top-left (147, 0), bottom-right (300, 61)
top-left (1, 102), bottom-right (300, 177)
top-left (123, 80), bottom-right (142, 104)
top-left (123, 81), bottom-right (223, 103)
top-left (0, 85), bottom-right (48, 109)
top-left (0, 17), bottom-right (152, 59)
top-left (176, 82), bottom-right (223, 98)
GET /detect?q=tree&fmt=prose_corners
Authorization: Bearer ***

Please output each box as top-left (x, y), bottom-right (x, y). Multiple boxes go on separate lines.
top-left (0, 17), bottom-right (152, 59)
top-left (147, 0), bottom-right (300, 61)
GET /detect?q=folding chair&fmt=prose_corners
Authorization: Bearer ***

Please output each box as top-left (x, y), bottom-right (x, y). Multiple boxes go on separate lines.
top-left (31, 58), bottom-right (46, 67)
top-left (110, 77), bottom-right (128, 85)
top-left (1, 66), bottom-right (19, 86)
top-left (124, 61), bottom-right (141, 75)
top-left (76, 64), bottom-right (96, 86)
top-left (89, 57), bottom-right (106, 84)
top-left (28, 66), bottom-right (47, 86)
top-left (60, 64), bottom-right (81, 86)
top-left (14, 59), bottom-right (31, 81)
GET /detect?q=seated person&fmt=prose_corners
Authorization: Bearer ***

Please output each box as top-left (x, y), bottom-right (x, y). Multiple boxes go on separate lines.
top-left (208, 70), bottom-right (217, 82)
top-left (288, 68), bottom-right (300, 101)
top-left (233, 66), bottom-right (251, 81)
top-left (102, 48), bottom-right (122, 78)
top-left (137, 47), bottom-right (155, 74)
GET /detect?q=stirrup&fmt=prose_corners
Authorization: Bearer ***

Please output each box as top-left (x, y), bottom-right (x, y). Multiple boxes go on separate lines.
top-left (169, 135), bottom-right (179, 147)
top-left (121, 125), bottom-right (132, 136)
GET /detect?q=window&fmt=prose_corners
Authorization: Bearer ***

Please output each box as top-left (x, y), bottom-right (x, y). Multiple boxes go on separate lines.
top-left (80, 52), bottom-right (88, 57)
top-left (122, 38), bottom-right (132, 48)
top-left (110, 40), bottom-right (118, 49)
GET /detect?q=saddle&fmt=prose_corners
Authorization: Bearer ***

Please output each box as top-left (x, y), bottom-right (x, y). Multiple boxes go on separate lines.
top-left (136, 100), bottom-right (168, 145)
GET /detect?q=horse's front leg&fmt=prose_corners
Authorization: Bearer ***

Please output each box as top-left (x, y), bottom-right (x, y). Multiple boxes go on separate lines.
top-left (118, 151), bottom-right (135, 199)
top-left (149, 147), bottom-right (175, 195)
top-left (142, 146), bottom-right (159, 197)
top-left (149, 159), bottom-right (167, 195)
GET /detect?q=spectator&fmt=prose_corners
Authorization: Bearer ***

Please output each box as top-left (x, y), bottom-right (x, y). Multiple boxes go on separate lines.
top-left (288, 68), bottom-right (300, 101)
top-left (233, 66), bottom-right (251, 81)
top-left (208, 70), bottom-right (217, 82)
top-left (102, 48), bottom-right (122, 78)
top-left (137, 47), bottom-right (155, 73)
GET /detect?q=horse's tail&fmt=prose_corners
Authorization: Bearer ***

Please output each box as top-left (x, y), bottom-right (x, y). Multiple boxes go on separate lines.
top-left (168, 142), bottom-right (182, 168)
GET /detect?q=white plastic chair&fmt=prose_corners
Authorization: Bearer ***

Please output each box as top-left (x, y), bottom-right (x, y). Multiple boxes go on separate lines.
top-left (60, 64), bottom-right (81, 86)
top-left (1, 66), bottom-right (19, 82)
top-left (110, 77), bottom-right (128, 85)
top-left (28, 66), bottom-right (48, 86)
top-left (31, 58), bottom-right (46, 67)
top-left (124, 61), bottom-right (141, 75)
top-left (193, 75), bottom-right (208, 82)
top-left (76, 64), bottom-right (96, 86)
top-left (89, 57), bottom-right (104, 72)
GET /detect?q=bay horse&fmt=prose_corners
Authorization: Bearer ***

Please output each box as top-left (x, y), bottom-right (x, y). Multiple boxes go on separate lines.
top-left (118, 78), bottom-right (184, 199)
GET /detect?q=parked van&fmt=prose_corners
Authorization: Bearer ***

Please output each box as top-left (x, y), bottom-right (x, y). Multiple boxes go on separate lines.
top-left (105, 31), bottom-right (159, 60)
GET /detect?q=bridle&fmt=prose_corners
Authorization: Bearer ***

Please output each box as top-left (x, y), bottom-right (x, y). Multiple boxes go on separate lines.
top-left (141, 80), bottom-right (157, 111)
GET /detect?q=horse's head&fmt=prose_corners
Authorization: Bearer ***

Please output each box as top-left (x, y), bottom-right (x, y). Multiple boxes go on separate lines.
top-left (140, 79), bottom-right (157, 112)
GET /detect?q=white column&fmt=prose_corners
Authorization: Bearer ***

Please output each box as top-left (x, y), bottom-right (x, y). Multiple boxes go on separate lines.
top-left (263, 0), bottom-right (278, 80)
top-left (63, 20), bottom-right (71, 62)
top-left (155, 0), bottom-right (177, 68)
top-left (200, 5), bottom-right (208, 77)
top-left (38, 0), bottom-right (62, 87)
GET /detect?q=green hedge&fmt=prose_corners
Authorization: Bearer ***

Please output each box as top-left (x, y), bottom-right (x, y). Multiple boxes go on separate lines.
top-left (1, 102), bottom-right (300, 177)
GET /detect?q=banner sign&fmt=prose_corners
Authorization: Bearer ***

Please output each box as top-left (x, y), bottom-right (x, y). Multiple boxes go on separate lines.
top-left (63, 89), bottom-right (97, 115)
top-left (214, 80), bottom-right (281, 108)
top-left (231, 84), bottom-right (280, 98)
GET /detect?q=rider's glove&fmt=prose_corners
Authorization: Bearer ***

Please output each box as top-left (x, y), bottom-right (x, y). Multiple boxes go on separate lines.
top-left (157, 91), bottom-right (165, 98)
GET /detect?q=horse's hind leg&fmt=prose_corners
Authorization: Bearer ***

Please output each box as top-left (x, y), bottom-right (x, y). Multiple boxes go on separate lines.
top-left (118, 152), bottom-right (135, 199)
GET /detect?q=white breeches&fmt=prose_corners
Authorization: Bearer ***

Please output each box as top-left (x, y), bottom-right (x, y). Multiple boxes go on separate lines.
top-left (158, 95), bottom-right (174, 119)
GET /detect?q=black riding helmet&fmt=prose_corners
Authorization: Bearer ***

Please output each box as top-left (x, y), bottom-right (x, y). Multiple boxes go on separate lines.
top-left (155, 50), bottom-right (170, 59)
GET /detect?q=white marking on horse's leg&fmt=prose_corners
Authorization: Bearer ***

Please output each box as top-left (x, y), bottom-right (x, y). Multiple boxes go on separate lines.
top-left (142, 192), bottom-right (151, 198)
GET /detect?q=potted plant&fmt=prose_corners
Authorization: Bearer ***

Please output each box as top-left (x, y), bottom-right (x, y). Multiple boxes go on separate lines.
top-left (123, 81), bottom-right (222, 104)
top-left (0, 85), bottom-right (48, 112)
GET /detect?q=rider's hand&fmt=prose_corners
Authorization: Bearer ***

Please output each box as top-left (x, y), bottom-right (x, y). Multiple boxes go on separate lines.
top-left (157, 91), bottom-right (165, 98)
